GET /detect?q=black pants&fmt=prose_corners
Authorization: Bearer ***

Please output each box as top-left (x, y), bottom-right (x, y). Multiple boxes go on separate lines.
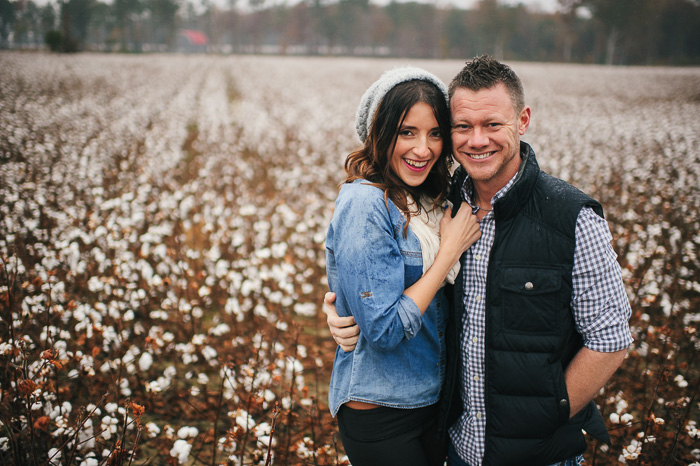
top-left (337, 404), bottom-right (447, 466)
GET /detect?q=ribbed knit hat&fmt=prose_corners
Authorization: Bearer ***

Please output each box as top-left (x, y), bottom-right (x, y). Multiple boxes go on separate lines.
top-left (355, 66), bottom-right (449, 143)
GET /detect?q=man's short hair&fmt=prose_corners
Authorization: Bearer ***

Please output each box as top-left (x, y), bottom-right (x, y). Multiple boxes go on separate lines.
top-left (449, 55), bottom-right (525, 112)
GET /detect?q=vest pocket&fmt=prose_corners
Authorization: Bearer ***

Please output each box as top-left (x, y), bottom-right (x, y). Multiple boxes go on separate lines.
top-left (499, 266), bottom-right (562, 333)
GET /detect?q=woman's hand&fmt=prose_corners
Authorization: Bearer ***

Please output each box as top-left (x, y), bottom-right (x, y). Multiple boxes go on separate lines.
top-left (403, 206), bottom-right (481, 312)
top-left (438, 205), bottom-right (481, 262)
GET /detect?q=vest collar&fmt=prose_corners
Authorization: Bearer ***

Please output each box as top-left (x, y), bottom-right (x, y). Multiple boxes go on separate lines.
top-left (492, 141), bottom-right (540, 221)
top-left (448, 141), bottom-right (540, 220)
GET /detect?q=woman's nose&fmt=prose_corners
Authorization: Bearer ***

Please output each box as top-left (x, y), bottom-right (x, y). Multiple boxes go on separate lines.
top-left (414, 136), bottom-right (431, 157)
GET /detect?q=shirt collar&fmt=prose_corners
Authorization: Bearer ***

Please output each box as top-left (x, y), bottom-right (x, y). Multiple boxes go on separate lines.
top-left (460, 169), bottom-right (519, 214)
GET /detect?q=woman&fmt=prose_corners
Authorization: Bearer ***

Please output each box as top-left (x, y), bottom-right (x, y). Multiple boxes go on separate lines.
top-left (326, 67), bottom-right (481, 466)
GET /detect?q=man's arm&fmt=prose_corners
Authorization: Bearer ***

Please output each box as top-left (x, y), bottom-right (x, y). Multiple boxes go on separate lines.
top-left (324, 292), bottom-right (359, 352)
top-left (568, 207), bottom-right (633, 417)
top-left (565, 347), bottom-right (627, 418)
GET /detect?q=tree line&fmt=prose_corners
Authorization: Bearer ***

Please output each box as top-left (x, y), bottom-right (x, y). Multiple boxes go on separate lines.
top-left (1, 0), bottom-right (699, 65)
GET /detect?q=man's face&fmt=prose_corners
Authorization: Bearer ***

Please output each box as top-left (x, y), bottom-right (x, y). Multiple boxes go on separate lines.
top-left (450, 83), bottom-right (530, 191)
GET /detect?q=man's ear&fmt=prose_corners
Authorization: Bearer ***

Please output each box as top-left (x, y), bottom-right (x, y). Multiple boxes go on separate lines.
top-left (518, 106), bottom-right (531, 135)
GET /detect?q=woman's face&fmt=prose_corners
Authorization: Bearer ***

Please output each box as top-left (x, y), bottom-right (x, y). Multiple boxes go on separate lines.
top-left (389, 101), bottom-right (443, 187)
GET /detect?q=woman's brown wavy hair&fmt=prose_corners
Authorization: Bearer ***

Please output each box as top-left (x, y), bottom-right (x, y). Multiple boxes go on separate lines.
top-left (344, 79), bottom-right (453, 234)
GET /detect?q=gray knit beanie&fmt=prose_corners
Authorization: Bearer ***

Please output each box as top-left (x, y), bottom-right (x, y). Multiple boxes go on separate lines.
top-left (355, 66), bottom-right (449, 143)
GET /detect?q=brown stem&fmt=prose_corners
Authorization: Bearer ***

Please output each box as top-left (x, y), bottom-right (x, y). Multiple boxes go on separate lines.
top-left (264, 403), bottom-right (281, 466)
top-left (59, 394), bottom-right (108, 465)
top-left (662, 376), bottom-right (699, 466)
top-left (211, 366), bottom-right (226, 466)
top-left (239, 337), bottom-right (263, 465)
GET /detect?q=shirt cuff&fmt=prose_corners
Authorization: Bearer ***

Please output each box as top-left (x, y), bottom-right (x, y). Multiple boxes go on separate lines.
top-left (396, 294), bottom-right (422, 339)
top-left (583, 320), bottom-right (634, 353)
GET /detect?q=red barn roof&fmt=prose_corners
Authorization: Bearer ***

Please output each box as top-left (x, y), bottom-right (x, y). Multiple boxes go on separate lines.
top-left (180, 29), bottom-right (209, 46)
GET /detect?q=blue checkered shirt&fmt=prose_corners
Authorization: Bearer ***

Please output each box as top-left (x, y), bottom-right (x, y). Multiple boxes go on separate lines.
top-left (448, 173), bottom-right (633, 465)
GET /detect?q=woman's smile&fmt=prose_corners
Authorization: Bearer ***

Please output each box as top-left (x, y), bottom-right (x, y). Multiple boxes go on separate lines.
top-left (403, 158), bottom-right (430, 170)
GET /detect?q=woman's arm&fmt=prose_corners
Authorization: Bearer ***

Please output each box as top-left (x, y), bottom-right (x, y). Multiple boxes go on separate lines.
top-left (327, 197), bottom-right (480, 351)
top-left (403, 206), bottom-right (480, 312)
top-left (330, 189), bottom-right (421, 350)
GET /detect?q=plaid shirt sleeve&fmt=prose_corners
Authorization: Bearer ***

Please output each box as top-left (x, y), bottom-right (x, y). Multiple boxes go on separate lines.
top-left (572, 207), bottom-right (634, 353)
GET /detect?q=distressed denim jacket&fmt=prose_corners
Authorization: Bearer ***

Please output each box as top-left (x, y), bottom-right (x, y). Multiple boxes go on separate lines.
top-left (326, 180), bottom-right (448, 417)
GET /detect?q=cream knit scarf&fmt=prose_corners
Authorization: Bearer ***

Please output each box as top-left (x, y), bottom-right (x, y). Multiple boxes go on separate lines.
top-left (406, 196), bottom-right (460, 286)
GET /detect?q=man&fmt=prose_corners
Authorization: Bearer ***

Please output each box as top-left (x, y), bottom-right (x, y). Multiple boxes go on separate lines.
top-left (325, 55), bottom-right (632, 465)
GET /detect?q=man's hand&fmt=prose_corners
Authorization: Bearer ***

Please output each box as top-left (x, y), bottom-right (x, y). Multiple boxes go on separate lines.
top-left (324, 292), bottom-right (359, 352)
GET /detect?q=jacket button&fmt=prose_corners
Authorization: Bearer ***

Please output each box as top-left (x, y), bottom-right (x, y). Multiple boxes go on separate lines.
top-left (559, 399), bottom-right (568, 408)
top-left (524, 282), bottom-right (534, 290)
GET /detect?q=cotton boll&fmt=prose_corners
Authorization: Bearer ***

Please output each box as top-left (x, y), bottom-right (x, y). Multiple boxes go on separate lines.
top-left (47, 448), bottom-right (61, 461)
top-left (202, 346), bottom-right (217, 362)
top-left (177, 426), bottom-right (198, 439)
top-left (192, 334), bottom-right (206, 345)
top-left (78, 419), bottom-right (95, 451)
top-left (145, 422), bottom-right (161, 438)
top-left (674, 374), bottom-right (689, 388)
top-left (170, 439), bottom-right (192, 464)
top-left (146, 381), bottom-right (162, 393)
top-left (293, 302), bottom-right (316, 317)
top-left (139, 352), bottom-right (154, 371)
top-left (232, 409), bottom-right (255, 429)
top-left (254, 304), bottom-right (269, 318)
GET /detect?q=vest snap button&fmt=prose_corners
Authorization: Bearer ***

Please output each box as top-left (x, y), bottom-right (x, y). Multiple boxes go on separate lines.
top-left (559, 398), bottom-right (568, 407)
top-left (524, 282), bottom-right (534, 290)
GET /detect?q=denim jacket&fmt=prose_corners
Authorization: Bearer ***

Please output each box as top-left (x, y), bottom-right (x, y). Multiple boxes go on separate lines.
top-left (326, 179), bottom-right (448, 416)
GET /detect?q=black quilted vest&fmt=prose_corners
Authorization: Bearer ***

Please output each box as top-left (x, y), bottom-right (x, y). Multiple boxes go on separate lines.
top-left (438, 142), bottom-right (610, 465)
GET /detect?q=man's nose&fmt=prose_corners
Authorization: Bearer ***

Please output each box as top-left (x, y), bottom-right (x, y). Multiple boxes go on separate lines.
top-left (469, 127), bottom-right (489, 148)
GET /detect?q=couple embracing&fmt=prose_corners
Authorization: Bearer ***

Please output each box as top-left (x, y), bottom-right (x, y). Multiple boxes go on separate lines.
top-left (323, 56), bottom-right (632, 466)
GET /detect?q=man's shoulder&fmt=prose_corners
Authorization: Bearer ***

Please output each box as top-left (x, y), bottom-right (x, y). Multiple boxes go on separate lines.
top-left (533, 171), bottom-right (604, 228)
top-left (537, 171), bottom-right (596, 204)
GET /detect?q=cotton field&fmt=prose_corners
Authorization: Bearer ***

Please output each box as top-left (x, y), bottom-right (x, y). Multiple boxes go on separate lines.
top-left (0, 52), bottom-right (698, 465)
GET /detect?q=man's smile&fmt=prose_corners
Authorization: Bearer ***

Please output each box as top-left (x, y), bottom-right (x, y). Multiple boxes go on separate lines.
top-left (465, 151), bottom-right (495, 160)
